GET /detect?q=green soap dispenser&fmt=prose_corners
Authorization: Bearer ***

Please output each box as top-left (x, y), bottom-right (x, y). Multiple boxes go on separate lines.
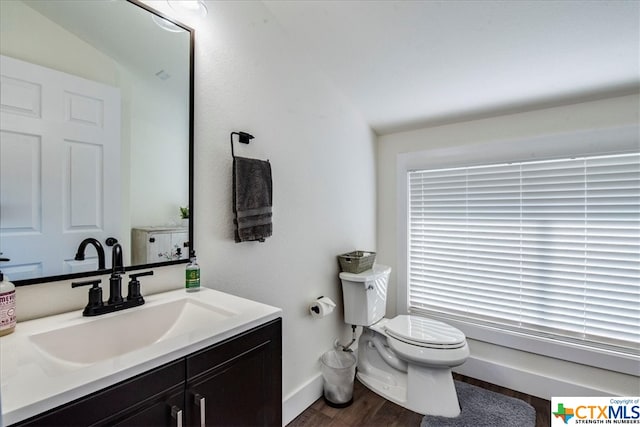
top-left (185, 251), bottom-right (200, 292)
top-left (0, 257), bottom-right (16, 336)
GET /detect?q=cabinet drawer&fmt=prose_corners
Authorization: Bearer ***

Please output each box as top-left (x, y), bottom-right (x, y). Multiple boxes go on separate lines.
top-left (186, 319), bottom-right (281, 380)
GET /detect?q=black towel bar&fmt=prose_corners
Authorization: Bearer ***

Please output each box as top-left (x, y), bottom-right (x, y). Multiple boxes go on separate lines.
top-left (230, 131), bottom-right (254, 158)
top-left (230, 131), bottom-right (270, 162)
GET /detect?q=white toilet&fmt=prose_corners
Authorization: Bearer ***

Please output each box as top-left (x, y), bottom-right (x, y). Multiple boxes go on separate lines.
top-left (339, 264), bottom-right (469, 417)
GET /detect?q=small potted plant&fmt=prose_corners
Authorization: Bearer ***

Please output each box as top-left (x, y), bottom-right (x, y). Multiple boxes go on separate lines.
top-left (179, 206), bottom-right (189, 227)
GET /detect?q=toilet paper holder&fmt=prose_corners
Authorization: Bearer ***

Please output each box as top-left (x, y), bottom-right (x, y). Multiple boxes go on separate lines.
top-left (309, 296), bottom-right (336, 318)
top-left (310, 303), bottom-right (321, 315)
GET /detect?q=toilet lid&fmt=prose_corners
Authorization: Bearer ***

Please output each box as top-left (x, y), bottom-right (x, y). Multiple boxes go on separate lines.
top-left (385, 315), bottom-right (466, 348)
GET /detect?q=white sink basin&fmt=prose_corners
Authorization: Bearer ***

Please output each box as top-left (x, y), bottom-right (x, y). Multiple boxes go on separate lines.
top-left (29, 299), bottom-right (235, 364)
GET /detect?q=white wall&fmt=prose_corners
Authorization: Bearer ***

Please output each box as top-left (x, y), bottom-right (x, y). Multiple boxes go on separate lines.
top-left (182, 2), bottom-right (376, 416)
top-left (14, 0), bottom-right (376, 424)
top-left (377, 93), bottom-right (640, 399)
top-left (129, 74), bottom-right (189, 227)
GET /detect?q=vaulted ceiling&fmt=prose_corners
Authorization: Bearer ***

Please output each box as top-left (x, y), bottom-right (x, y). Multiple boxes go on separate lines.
top-left (265, 0), bottom-right (640, 135)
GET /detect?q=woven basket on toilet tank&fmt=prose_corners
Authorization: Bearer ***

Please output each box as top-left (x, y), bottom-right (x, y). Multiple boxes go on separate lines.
top-left (337, 251), bottom-right (376, 274)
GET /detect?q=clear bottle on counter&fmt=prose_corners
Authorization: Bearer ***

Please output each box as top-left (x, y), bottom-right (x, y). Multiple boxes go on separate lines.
top-left (185, 252), bottom-right (200, 292)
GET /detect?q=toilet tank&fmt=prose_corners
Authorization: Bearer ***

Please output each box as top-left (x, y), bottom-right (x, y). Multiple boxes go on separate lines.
top-left (339, 264), bottom-right (391, 326)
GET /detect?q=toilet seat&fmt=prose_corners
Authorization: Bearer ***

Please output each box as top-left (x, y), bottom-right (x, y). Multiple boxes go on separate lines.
top-left (384, 315), bottom-right (466, 349)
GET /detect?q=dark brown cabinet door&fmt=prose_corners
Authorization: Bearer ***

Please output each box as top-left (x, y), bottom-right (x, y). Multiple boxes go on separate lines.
top-left (185, 319), bottom-right (281, 427)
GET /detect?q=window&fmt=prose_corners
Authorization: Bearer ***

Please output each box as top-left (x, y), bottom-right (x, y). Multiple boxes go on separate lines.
top-left (407, 153), bottom-right (639, 357)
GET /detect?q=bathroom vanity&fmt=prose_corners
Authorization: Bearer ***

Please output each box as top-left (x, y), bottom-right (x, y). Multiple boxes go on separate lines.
top-left (1, 288), bottom-right (282, 426)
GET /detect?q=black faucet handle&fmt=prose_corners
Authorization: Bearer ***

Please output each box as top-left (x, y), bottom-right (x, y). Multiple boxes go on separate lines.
top-left (72, 279), bottom-right (104, 315)
top-left (129, 270), bottom-right (154, 281)
top-left (71, 279), bottom-right (102, 288)
top-left (127, 270), bottom-right (152, 302)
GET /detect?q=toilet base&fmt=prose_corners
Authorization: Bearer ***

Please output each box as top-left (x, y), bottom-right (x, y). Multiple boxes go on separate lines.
top-left (357, 370), bottom-right (408, 409)
top-left (357, 366), bottom-right (460, 417)
top-left (407, 364), bottom-right (460, 417)
top-left (357, 327), bottom-right (462, 417)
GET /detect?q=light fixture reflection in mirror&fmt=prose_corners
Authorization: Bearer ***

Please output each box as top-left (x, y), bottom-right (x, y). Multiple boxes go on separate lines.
top-left (168, 0), bottom-right (208, 17)
top-left (0, 0), bottom-right (194, 285)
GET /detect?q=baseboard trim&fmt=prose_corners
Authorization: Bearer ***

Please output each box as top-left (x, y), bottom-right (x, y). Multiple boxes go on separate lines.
top-left (282, 373), bottom-right (323, 426)
top-left (454, 355), bottom-right (607, 400)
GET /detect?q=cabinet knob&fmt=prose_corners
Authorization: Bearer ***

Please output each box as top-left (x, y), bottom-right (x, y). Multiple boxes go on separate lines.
top-left (195, 394), bottom-right (206, 427)
top-left (171, 405), bottom-right (183, 427)
top-left (149, 237), bottom-right (155, 243)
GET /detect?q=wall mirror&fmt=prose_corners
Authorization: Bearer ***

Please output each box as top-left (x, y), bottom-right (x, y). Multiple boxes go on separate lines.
top-left (0, 0), bottom-right (194, 285)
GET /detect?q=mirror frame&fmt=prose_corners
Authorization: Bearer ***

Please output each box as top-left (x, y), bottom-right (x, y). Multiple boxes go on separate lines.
top-left (14, 0), bottom-right (195, 286)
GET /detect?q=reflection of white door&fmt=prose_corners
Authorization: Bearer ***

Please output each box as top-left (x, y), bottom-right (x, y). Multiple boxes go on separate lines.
top-left (0, 55), bottom-right (121, 280)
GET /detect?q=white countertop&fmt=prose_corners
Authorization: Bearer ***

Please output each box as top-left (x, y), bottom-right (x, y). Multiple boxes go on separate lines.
top-left (0, 288), bottom-right (282, 425)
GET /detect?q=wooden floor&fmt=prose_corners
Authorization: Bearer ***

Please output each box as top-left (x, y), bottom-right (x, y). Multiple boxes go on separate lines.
top-left (287, 373), bottom-right (550, 427)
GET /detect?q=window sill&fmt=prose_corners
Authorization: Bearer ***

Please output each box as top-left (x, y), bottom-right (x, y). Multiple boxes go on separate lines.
top-left (421, 312), bottom-right (640, 377)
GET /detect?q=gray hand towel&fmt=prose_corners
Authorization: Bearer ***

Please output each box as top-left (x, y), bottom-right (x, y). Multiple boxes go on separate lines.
top-left (233, 156), bottom-right (272, 242)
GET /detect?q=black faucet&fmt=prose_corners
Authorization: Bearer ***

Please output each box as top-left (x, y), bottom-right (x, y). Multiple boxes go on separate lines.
top-left (74, 238), bottom-right (106, 270)
top-left (72, 243), bottom-right (153, 316)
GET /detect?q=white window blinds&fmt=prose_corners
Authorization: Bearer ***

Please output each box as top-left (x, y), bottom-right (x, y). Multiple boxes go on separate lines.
top-left (408, 152), bottom-right (640, 355)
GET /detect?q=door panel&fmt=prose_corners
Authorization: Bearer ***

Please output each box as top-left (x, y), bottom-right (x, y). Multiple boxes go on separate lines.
top-left (66, 140), bottom-right (103, 229)
top-left (0, 130), bottom-right (41, 232)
